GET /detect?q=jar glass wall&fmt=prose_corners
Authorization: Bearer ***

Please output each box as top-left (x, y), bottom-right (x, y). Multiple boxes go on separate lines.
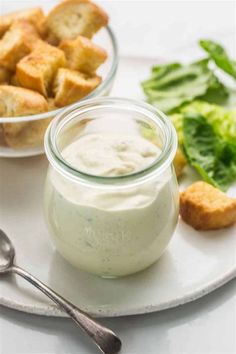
top-left (44, 98), bottom-right (179, 277)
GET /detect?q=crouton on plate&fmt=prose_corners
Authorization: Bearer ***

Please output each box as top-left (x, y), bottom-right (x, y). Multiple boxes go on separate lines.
top-left (173, 148), bottom-right (187, 178)
top-left (46, 0), bottom-right (109, 40)
top-left (0, 7), bottom-right (46, 38)
top-left (180, 181), bottom-right (236, 230)
top-left (59, 35), bottom-right (107, 74)
top-left (53, 68), bottom-right (101, 107)
top-left (16, 41), bottom-right (66, 97)
top-left (0, 20), bottom-right (40, 71)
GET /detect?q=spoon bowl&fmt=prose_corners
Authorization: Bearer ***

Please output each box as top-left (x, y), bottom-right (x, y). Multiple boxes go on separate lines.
top-left (0, 229), bottom-right (15, 273)
top-left (0, 229), bottom-right (121, 354)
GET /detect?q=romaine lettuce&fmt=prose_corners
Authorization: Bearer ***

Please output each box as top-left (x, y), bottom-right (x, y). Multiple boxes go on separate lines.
top-left (180, 101), bottom-right (236, 146)
top-left (182, 113), bottom-right (236, 191)
top-left (200, 39), bottom-right (236, 79)
top-left (142, 59), bottom-right (228, 113)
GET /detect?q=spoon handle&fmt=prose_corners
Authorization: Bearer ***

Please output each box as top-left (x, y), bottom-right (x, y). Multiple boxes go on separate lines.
top-left (11, 265), bottom-right (121, 354)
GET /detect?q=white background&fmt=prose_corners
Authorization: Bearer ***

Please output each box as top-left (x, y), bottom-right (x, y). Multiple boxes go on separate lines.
top-left (0, 1), bottom-right (236, 353)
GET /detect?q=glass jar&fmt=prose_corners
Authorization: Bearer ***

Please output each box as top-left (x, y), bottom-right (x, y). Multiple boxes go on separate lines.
top-left (44, 97), bottom-right (179, 277)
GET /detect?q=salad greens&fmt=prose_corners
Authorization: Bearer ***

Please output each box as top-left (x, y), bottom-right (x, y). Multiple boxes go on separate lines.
top-left (142, 59), bottom-right (228, 113)
top-left (200, 40), bottom-right (236, 79)
top-left (182, 113), bottom-right (236, 191)
top-left (141, 39), bottom-right (236, 190)
top-left (171, 101), bottom-right (236, 147)
top-left (180, 101), bottom-right (236, 146)
top-left (142, 40), bottom-right (235, 114)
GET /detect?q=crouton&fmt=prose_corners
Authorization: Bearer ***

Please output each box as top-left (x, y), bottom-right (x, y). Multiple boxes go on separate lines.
top-left (16, 41), bottom-right (66, 96)
top-left (3, 117), bottom-right (52, 149)
top-left (45, 32), bottom-right (60, 47)
top-left (53, 68), bottom-right (101, 107)
top-left (180, 181), bottom-right (236, 230)
top-left (0, 20), bottom-right (40, 71)
top-left (0, 67), bottom-right (10, 84)
top-left (0, 7), bottom-right (46, 38)
top-left (0, 85), bottom-right (48, 117)
top-left (46, 0), bottom-right (109, 40)
top-left (0, 124), bottom-right (5, 145)
top-left (0, 85), bottom-right (49, 148)
top-left (47, 98), bottom-right (58, 111)
top-left (10, 74), bottom-right (20, 87)
top-left (59, 35), bottom-right (107, 74)
top-left (174, 148), bottom-right (187, 178)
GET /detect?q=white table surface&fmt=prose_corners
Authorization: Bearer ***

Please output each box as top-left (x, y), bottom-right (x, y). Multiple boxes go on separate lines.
top-left (1, 1), bottom-right (236, 353)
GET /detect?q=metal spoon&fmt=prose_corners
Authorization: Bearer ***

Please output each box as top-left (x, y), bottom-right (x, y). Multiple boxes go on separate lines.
top-left (0, 229), bottom-right (121, 354)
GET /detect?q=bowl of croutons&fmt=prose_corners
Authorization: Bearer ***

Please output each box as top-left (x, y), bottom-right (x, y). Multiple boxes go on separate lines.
top-left (0, 0), bottom-right (118, 157)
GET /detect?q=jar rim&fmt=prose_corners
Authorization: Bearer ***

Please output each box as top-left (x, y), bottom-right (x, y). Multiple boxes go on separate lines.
top-left (44, 97), bottom-right (177, 187)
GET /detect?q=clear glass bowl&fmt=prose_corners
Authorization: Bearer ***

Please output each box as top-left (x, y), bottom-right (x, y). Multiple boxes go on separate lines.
top-left (44, 97), bottom-right (179, 277)
top-left (0, 3), bottom-right (118, 158)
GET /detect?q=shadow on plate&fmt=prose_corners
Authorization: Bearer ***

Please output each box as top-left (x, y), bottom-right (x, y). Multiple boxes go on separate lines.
top-left (47, 249), bottom-right (177, 315)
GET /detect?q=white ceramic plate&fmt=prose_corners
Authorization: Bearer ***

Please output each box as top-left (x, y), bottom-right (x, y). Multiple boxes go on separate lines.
top-left (0, 55), bottom-right (236, 318)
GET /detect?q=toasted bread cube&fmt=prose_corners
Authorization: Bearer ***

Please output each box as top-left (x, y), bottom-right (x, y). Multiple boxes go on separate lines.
top-left (0, 85), bottom-right (48, 117)
top-left (10, 74), bottom-right (20, 87)
top-left (46, 0), bottom-right (109, 40)
top-left (53, 68), bottom-right (101, 107)
top-left (180, 181), bottom-right (236, 230)
top-left (0, 7), bottom-right (46, 38)
top-left (0, 85), bottom-right (48, 148)
top-left (0, 20), bottom-right (40, 71)
top-left (59, 35), bottom-right (107, 74)
top-left (0, 67), bottom-right (10, 84)
top-left (0, 124), bottom-right (5, 145)
top-left (45, 32), bottom-right (60, 47)
top-left (174, 148), bottom-right (187, 178)
top-left (3, 117), bottom-right (52, 149)
top-left (16, 42), bottom-right (66, 97)
top-left (47, 98), bottom-right (58, 111)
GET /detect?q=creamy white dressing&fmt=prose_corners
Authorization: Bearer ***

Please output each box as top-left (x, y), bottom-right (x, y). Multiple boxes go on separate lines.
top-left (44, 133), bottom-right (179, 277)
top-left (62, 134), bottom-right (160, 177)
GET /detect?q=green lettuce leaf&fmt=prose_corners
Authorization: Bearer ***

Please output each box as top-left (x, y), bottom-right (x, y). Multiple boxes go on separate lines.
top-left (200, 39), bottom-right (236, 79)
top-left (141, 59), bottom-right (228, 113)
top-left (182, 113), bottom-right (236, 191)
top-left (180, 101), bottom-right (236, 146)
